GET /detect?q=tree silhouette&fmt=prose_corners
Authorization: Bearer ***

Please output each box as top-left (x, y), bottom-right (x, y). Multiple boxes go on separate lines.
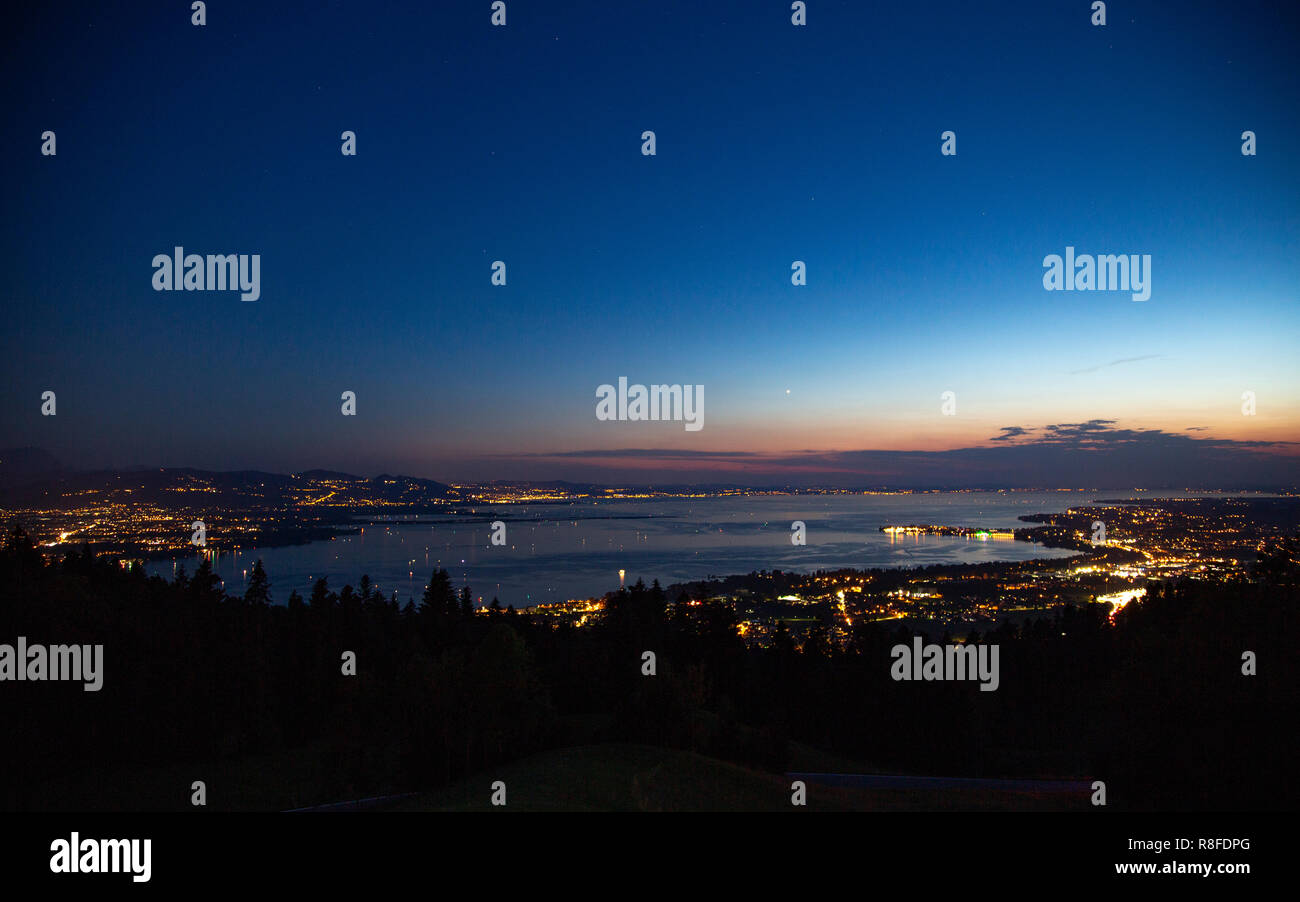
top-left (308, 577), bottom-right (333, 609)
top-left (421, 568), bottom-right (455, 616)
top-left (244, 559), bottom-right (271, 605)
top-left (190, 557), bottom-right (223, 604)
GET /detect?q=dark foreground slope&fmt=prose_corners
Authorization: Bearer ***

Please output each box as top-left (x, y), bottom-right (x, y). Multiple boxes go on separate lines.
top-left (1, 527), bottom-right (1296, 811)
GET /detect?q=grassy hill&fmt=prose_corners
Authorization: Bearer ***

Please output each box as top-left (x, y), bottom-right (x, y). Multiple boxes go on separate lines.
top-left (384, 743), bottom-right (1080, 812)
top-left (22, 739), bottom-right (1084, 811)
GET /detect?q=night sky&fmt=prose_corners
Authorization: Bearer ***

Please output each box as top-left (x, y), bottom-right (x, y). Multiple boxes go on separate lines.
top-left (2, 0), bottom-right (1297, 486)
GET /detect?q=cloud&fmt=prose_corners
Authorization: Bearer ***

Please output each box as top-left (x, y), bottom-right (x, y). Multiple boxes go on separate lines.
top-left (1069, 354), bottom-right (1164, 375)
top-left (503, 422), bottom-right (1298, 488)
top-left (500, 448), bottom-right (762, 460)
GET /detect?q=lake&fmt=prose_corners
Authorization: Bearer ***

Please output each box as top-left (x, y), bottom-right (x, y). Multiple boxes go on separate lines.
top-left (148, 491), bottom-right (1090, 607)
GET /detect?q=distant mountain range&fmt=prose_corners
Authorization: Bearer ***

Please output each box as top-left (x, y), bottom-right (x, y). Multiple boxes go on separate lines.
top-left (3, 448), bottom-right (1292, 504)
top-left (0, 452), bottom-right (850, 503)
top-left (0, 450), bottom-right (455, 509)
top-left (0, 447), bottom-right (67, 488)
